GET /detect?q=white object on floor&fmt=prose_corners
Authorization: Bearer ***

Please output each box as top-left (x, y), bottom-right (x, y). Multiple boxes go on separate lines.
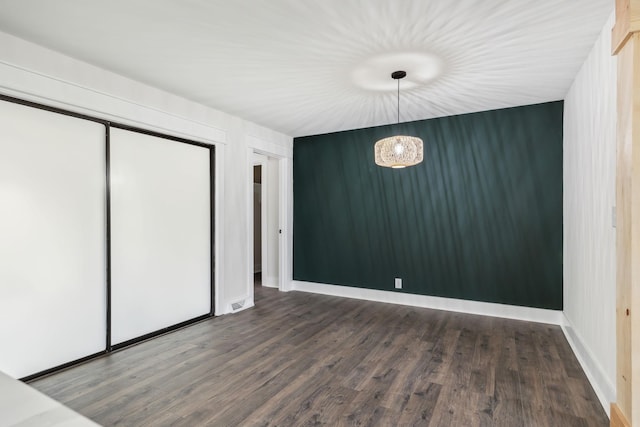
top-left (0, 371), bottom-right (100, 426)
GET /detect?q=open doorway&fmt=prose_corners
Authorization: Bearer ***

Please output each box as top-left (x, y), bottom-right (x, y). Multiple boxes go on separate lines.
top-left (253, 154), bottom-right (280, 294)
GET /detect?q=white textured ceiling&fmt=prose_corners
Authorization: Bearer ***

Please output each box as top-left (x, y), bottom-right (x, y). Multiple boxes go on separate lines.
top-left (0, 0), bottom-right (612, 137)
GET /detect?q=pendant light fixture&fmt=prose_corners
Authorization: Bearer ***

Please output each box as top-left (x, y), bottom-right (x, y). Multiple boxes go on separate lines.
top-left (374, 71), bottom-right (423, 168)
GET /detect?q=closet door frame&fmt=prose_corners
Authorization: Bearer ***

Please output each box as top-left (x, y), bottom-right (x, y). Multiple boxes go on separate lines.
top-left (0, 94), bottom-right (215, 381)
top-left (107, 123), bottom-right (215, 351)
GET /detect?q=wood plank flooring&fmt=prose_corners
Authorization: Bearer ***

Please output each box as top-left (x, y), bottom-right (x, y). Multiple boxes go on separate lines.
top-left (30, 286), bottom-right (608, 426)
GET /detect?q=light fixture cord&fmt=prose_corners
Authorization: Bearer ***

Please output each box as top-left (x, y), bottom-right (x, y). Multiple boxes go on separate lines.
top-left (397, 78), bottom-right (400, 124)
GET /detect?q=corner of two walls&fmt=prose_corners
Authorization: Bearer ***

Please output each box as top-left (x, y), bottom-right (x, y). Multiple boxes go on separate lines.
top-left (562, 11), bottom-right (617, 412)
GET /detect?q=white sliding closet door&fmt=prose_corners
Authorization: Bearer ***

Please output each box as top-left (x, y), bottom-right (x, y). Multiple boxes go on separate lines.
top-left (110, 128), bottom-right (210, 345)
top-left (0, 101), bottom-right (106, 379)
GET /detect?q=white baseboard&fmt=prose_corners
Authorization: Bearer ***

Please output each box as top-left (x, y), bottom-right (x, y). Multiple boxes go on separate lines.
top-left (261, 275), bottom-right (279, 288)
top-left (290, 281), bottom-right (563, 325)
top-left (289, 281), bottom-right (612, 417)
top-left (561, 315), bottom-right (614, 417)
top-left (237, 279), bottom-right (611, 419)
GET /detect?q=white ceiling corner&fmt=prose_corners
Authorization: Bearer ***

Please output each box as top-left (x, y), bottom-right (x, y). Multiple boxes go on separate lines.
top-left (0, 0), bottom-right (613, 137)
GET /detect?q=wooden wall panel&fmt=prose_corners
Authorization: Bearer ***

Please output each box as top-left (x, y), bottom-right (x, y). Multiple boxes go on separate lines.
top-left (613, 1), bottom-right (640, 425)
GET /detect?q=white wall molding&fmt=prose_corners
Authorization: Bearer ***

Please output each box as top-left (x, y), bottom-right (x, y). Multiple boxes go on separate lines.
top-left (0, 60), bottom-right (227, 144)
top-left (213, 143), bottom-right (226, 316)
top-left (290, 281), bottom-right (563, 325)
top-left (247, 135), bottom-right (293, 158)
top-left (279, 158), bottom-right (294, 292)
top-left (561, 314), bottom-right (614, 416)
top-left (0, 31), bottom-right (230, 144)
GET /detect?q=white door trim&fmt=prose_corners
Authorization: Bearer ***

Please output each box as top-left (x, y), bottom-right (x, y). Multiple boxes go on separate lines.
top-left (246, 144), bottom-right (292, 308)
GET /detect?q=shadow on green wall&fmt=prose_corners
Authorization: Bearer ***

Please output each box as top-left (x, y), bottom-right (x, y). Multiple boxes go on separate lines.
top-left (293, 101), bottom-right (563, 310)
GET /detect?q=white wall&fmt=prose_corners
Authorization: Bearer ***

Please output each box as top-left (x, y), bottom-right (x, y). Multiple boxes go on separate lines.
top-left (563, 12), bottom-right (616, 412)
top-left (0, 30), bottom-right (293, 316)
top-left (265, 157), bottom-right (280, 287)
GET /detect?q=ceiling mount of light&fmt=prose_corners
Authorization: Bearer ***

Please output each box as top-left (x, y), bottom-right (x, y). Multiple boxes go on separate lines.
top-left (374, 70), bottom-right (424, 169)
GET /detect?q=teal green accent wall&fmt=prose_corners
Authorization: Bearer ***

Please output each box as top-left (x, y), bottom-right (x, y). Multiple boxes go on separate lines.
top-left (293, 101), bottom-right (563, 310)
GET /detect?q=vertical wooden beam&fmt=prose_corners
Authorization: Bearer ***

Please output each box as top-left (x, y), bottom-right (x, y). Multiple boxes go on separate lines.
top-left (612, 1), bottom-right (640, 426)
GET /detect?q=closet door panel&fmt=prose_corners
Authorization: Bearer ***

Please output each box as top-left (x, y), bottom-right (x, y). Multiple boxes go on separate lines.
top-left (0, 100), bottom-right (106, 378)
top-left (110, 128), bottom-right (210, 345)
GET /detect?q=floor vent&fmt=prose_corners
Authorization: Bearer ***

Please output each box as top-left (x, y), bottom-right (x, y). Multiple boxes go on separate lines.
top-left (231, 300), bottom-right (245, 311)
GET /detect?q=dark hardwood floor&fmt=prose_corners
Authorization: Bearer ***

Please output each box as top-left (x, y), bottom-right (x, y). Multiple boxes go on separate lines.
top-left (30, 286), bottom-right (608, 426)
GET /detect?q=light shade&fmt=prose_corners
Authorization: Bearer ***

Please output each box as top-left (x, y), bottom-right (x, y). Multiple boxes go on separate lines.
top-left (374, 135), bottom-right (424, 168)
